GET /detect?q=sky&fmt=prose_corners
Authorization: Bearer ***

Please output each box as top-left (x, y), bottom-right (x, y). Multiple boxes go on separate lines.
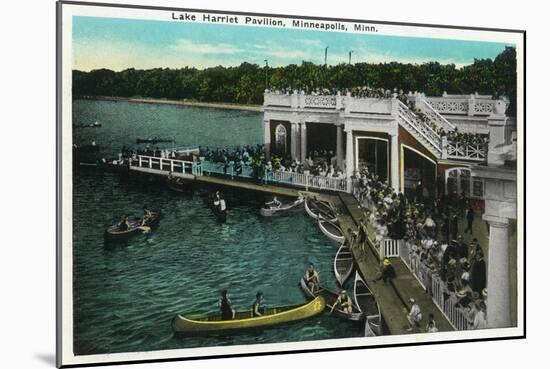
top-left (72, 16), bottom-right (512, 71)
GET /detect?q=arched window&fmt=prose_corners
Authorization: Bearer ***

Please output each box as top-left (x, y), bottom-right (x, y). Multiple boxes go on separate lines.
top-left (445, 167), bottom-right (484, 199)
top-left (275, 124), bottom-right (287, 154)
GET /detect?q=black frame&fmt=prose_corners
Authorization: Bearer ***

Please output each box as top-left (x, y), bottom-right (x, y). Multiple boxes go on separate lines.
top-left (56, 1), bottom-right (527, 367)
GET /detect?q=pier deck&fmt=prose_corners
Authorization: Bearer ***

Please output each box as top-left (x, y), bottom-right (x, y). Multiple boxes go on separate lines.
top-left (334, 193), bottom-right (454, 335)
top-left (195, 175), bottom-right (301, 197)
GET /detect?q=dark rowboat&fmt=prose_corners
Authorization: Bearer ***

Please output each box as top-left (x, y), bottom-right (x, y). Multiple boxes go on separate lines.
top-left (260, 197), bottom-right (304, 217)
top-left (167, 176), bottom-right (193, 193)
top-left (305, 197), bottom-right (337, 222)
top-left (172, 296), bottom-right (325, 334)
top-left (318, 219), bottom-right (345, 243)
top-left (104, 210), bottom-right (161, 240)
top-left (79, 121), bottom-right (101, 128)
top-left (353, 271), bottom-right (382, 336)
top-left (136, 137), bottom-right (175, 144)
top-left (334, 241), bottom-right (354, 286)
top-left (300, 278), bottom-right (363, 321)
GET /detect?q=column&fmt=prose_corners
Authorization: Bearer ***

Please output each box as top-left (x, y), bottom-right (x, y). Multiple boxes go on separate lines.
top-left (300, 122), bottom-right (307, 163)
top-left (390, 134), bottom-right (399, 192)
top-left (484, 214), bottom-right (511, 328)
top-left (336, 124), bottom-right (344, 170)
top-left (263, 120), bottom-right (271, 157)
top-left (290, 122), bottom-right (298, 161)
top-left (345, 128), bottom-right (354, 192)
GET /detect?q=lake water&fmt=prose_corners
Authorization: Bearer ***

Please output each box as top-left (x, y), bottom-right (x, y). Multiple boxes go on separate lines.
top-left (72, 99), bottom-right (363, 356)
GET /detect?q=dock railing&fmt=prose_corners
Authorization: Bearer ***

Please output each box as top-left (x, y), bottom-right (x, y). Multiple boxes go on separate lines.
top-left (132, 155), bottom-right (197, 176)
top-left (272, 170), bottom-right (348, 192)
top-left (131, 155), bottom-right (349, 192)
top-left (381, 238), bottom-right (472, 331)
top-left (381, 239), bottom-right (402, 259)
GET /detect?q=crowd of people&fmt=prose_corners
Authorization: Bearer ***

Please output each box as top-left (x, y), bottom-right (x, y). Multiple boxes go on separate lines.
top-left (445, 129), bottom-right (490, 147)
top-left (198, 145), bottom-right (346, 180)
top-left (352, 167), bottom-right (488, 330)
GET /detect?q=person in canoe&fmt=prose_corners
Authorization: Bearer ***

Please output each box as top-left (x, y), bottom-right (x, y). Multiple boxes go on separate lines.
top-left (304, 263), bottom-right (320, 293)
top-left (252, 292), bottom-right (264, 317)
top-left (141, 205), bottom-right (153, 226)
top-left (118, 215), bottom-right (130, 231)
top-left (218, 289), bottom-right (235, 320)
top-left (265, 196), bottom-right (282, 209)
top-left (330, 289), bottom-right (353, 314)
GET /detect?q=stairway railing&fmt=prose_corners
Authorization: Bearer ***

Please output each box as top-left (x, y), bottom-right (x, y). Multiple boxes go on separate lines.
top-left (397, 101), bottom-right (442, 155)
top-left (419, 98), bottom-right (456, 131)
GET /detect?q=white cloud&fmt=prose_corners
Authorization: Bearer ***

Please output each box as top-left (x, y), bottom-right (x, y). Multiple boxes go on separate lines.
top-left (170, 38), bottom-right (245, 54)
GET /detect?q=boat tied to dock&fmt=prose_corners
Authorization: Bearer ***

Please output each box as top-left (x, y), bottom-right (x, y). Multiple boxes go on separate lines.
top-left (305, 197), bottom-right (337, 222)
top-left (334, 241), bottom-right (354, 286)
top-left (318, 218), bottom-right (345, 244)
top-left (353, 271), bottom-right (382, 336)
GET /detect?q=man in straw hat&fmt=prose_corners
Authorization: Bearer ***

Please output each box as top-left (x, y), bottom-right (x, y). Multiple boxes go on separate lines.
top-left (373, 258), bottom-right (397, 283)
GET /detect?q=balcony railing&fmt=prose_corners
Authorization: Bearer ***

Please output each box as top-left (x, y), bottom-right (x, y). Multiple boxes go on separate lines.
top-left (445, 141), bottom-right (487, 162)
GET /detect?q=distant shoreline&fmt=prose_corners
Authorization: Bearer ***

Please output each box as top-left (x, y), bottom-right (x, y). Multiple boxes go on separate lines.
top-left (76, 96), bottom-right (263, 112)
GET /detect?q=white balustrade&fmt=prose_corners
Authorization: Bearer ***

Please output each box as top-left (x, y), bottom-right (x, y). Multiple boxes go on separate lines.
top-left (397, 101), bottom-right (443, 155)
top-left (303, 94), bottom-right (337, 109)
top-left (132, 155), bottom-right (195, 175)
top-left (446, 142), bottom-right (487, 161)
top-left (419, 98), bottom-right (456, 131)
top-left (381, 239), bottom-right (401, 258)
top-left (272, 170), bottom-right (347, 192)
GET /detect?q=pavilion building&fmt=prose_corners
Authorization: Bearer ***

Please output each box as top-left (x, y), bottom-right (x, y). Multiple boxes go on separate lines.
top-left (262, 89), bottom-right (518, 329)
top-left (262, 90), bottom-right (515, 200)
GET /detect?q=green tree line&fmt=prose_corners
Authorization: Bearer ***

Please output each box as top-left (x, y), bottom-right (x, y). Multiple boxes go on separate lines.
top-left (73, 46), bottom-right (517, 115)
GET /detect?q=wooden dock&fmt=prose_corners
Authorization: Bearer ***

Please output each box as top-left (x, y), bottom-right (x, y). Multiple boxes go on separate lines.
top-left (196, 175), bottom-right (301, 197)
top-left (333, 193), bottom-right (454, 335)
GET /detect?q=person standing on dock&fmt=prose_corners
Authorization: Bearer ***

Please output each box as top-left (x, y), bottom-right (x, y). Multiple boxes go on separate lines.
top-left (465, 206), bottom-right (475, 234)
top-left (406, 298), bottom-right (422, 332)
top-left (373, 258), bottom-right (396, 284)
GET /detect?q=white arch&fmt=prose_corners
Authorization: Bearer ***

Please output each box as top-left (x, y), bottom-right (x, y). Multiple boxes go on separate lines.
top-left (445, 167), bottom-right (484, 198)
top-left (275, 124), bottom-right (287, 154)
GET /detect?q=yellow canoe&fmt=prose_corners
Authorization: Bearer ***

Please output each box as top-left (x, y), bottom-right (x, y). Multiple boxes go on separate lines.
top-left (172, 296), bottom-right (325, 334)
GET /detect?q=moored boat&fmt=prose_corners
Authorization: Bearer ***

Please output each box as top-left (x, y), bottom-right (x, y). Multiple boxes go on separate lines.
top-left (318, 219), bottom-right (345, 243)
top-left (334, 241), bottom-right (354, 286)
top-left (304, 197), bottom-right (337, 222)
top-left (172, 296), bottom-right (326, 334)
top-left (104, 210), bottom-right (161, 240)
top-left (300, 278), bottom-right (363, 321)
top-left (260, 197), bottom-right (304, 217)
top-left (353, 271), bottom-right (382, 336)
